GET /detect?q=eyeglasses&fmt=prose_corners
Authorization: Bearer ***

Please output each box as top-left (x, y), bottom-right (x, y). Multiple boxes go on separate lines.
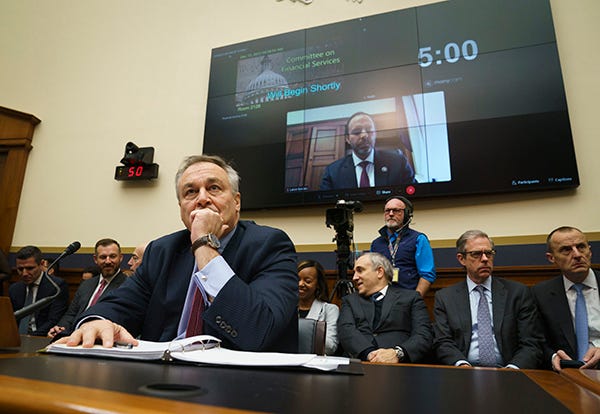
top-left (384, 208), bottom-right (405, 215)
top-left (460, 250), bottom-right (496, 259)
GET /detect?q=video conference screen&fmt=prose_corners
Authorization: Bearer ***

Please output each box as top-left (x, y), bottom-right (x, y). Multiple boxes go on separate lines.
top-left (203, 0), bottom-right (578, 209)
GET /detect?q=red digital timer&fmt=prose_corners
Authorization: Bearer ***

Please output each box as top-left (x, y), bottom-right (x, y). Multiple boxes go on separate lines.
top-left (114, 163), bottom-right (159, 181)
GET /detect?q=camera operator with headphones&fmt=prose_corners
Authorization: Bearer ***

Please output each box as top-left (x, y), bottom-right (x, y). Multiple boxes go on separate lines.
top-left (370, 196), bottom-right (436, 297)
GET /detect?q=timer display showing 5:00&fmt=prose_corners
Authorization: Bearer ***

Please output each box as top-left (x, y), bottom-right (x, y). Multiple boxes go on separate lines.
top-left (418, 39), bottom-right (479, 67)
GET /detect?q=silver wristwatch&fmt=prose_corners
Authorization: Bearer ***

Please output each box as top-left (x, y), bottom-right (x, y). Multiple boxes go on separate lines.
top-left (394, 346), bottom-right (405, 362)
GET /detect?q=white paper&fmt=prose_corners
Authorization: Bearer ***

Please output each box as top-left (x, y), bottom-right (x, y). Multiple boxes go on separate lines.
top-left (45, 336), bottom-right (350, 371)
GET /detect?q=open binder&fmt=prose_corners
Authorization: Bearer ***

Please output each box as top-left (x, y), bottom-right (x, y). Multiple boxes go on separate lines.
top-left (44, 335), bottom-right (356, 373)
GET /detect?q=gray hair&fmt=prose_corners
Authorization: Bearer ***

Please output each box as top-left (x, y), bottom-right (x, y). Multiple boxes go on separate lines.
top-left (456, 229), bottom-right (495, 253)
top-left (361, 252), bottom-right (394, 282)
top-left (175, 154), bottom-right (240, 200)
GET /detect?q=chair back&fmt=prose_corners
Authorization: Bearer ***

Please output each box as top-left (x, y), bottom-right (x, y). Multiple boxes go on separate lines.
top-left (298, 318), bottom-right (326, 355)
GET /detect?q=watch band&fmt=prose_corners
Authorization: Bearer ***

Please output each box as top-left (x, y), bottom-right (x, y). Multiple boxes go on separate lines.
top-left (191, 234), bottom-right (220, 253)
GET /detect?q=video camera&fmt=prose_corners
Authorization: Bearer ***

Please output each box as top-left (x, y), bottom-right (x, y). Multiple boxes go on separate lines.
top-left (326, 200), bottom-right (363, 300)
top-left (325, 200), bottom-right (363, 231)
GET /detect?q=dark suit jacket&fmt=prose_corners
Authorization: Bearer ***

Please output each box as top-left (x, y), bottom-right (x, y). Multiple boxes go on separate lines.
top-left (319, 149), bottom-right (415, 190)
top-left (9, 273), bottom-right (69, 336)
top-left (56, 271), bottom-right (127, 333)
top-left (433, 277), bottom-right (543, 369)
top-left (531, 269), bottom-right (600, 369)
top-left (79, 220), bottom-right (299, 352)
top-left (337, 285), bottom-right (433, 362)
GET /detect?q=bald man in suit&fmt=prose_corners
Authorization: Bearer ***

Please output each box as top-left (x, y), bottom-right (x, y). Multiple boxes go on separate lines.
top-left (531, 226), bottom-right (600, 371)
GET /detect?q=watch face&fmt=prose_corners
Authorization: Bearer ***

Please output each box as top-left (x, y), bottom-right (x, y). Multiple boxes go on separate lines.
top-left (207, 234), bottom-right (221, 248)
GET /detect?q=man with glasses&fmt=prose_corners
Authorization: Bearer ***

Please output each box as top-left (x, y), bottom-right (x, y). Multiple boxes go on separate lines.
top-left (319, 112), bottom-right (415, 190)
top-left (9, 245), bottom-right (69, 336)
top-left (432, 230), bottom-right (543, 368)
top-left (532, 226), bottom-right (600, 370)
top-left (370, 196), bottom-right (436, 297)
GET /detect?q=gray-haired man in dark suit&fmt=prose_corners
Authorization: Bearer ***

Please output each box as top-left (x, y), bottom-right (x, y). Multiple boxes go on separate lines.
top-left (338, 252), bottom-right (433, 363)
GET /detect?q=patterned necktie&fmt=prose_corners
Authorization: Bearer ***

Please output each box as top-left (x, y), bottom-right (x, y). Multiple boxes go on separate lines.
top-left (572, 283), bottom-right (589, 360)
top-left (18, 285), bottom-right (35, 334)
top-left (359, 161), bottom-right (370, 187)
top-left (89, 279), bottom-right (107, 307)
top-left (476, 285), bottom-right (496, 367)
top-left (186, 288), bottom-right (205, 337)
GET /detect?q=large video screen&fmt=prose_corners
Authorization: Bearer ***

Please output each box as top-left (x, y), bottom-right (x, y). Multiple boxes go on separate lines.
top-left (204, 0), bottom-right (578, 209)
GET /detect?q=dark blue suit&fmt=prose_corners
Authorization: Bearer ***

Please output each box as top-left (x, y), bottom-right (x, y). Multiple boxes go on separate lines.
top-left (531, 270), bottom-right (600, 369)
top-left (9, 273), bottom-right (69, 336)
top-left (79, 220), bottom-right (299, 352)
top-left (320, 149), bottom-right (415, 190)
top-left (433, 277), bottom-right (543, 368)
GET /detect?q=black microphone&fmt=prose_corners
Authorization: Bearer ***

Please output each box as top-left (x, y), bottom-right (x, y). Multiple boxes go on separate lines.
top-left (14, 241), bottom-right (81, 320)
top-left (62, 241), bottom-right (81, 257)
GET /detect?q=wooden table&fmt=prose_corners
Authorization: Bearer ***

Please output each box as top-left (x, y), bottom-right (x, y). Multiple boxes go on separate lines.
top-left (561, 368), bottom-right (600, 397)
top-left (1, 338), bottom-right (600, 413)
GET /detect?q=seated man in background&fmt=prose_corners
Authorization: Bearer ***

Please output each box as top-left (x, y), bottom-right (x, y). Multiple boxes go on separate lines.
top-left (81, 265), bottom-right (101, 281)
top-left (9, 245), bottom-right (69, 336)
top-left (433, 230), bottom-right (543, 369)
top-left (41, 257), bottom-right (59, 276)
top-left (48, 238), bottom-right (126, 339)
top-left (531, 226), bottom-right (600, 370)
top-left (338, 252), bottom-right (433, 363)
top-left (58, 154), bottom-right (298, 352)
top-left (127, 241), bottom-right (148, 274)
top-left (319, 112), bottom-right (415, 190)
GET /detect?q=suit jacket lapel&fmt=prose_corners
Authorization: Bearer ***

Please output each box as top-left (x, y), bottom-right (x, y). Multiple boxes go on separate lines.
top-left (455, 282), bottom-right (472, 351)
top-left (378, 288), bottom-right (396, 328)
top-left (341, 156), bottom-right (358, 188)
top-left (548, 276), bottom-right (578, 353)
top-left (102, 272), bottom-right (125, 297)
top-left (357, 294), bottom-right (376, 329)
top-left (491, 278), bottom-right (507, 348)
top-left (373, 150), bottom-right (388, 185)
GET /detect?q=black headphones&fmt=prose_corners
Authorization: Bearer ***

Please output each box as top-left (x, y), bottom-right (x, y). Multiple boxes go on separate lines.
top-left (385, 196), bottom-right (413, 226)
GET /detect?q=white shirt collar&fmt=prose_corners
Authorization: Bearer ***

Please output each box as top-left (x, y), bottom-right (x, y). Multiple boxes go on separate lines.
top-left (351, 150), bottom-right (374, 167)
top-left (562, 268), bottom-right (597, 292)
top-left (466, 275), bottom-right (493, 292)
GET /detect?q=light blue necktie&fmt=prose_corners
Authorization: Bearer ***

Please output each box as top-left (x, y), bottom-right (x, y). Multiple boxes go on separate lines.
top-left (476, 285), bottom-right (496, 367)
top-left (572, 283), bottom-right (589, 360)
